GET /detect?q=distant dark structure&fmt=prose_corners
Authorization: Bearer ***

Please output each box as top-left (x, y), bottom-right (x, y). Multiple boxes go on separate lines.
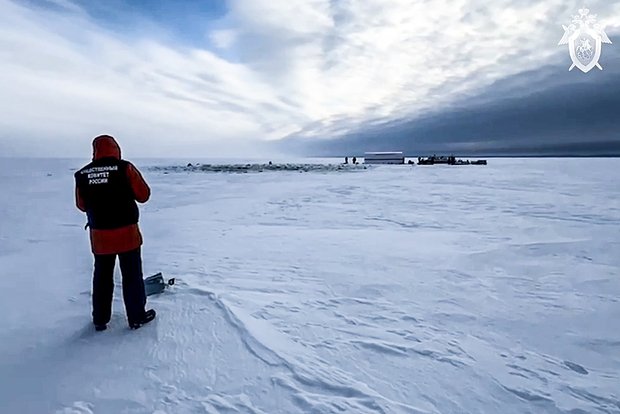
top-left (417, 155), bottom-right (487, 165)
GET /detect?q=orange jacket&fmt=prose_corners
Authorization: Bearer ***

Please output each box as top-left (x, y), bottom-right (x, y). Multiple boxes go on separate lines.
top-left (75, 135), bottom-right (151, 255)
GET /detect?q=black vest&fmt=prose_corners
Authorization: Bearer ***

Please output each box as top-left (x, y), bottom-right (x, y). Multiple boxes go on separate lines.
top-left (75, 158), bottom-right (139, 229)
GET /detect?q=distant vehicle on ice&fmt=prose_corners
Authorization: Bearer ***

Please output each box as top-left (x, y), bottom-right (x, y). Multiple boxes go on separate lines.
top-left (417, 155), bottom-right (487, 165)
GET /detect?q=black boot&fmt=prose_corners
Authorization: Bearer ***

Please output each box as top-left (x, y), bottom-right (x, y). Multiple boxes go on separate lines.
top-left (94, 324), bottom-right (107, 332)
top-left (129, 309), bottom-right (156, 329)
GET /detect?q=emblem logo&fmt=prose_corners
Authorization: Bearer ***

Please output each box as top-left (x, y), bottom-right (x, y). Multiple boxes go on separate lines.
top-left (558, 8), bottom-right (612, 73)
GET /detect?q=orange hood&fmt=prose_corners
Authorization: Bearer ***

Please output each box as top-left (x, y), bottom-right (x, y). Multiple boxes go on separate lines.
top-left (92, 135), bottom-right (121, 160)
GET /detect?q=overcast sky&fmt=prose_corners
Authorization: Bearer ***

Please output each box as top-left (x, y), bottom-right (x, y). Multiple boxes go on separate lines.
top-left (1, 0), bottom-right (619, 158)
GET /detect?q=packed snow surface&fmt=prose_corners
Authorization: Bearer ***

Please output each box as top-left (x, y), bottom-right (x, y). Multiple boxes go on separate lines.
top-left (0, 157), bottom-right (618, 414)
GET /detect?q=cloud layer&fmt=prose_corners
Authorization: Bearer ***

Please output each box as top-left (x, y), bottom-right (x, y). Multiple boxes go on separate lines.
top-left (1, 0), bottom-right (619, 157)
top-left (283, 54), bottom-right (620, 157)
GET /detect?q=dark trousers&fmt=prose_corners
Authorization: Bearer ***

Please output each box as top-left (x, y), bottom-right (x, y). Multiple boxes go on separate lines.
top-left (92, 248), bottom-right (146, 325)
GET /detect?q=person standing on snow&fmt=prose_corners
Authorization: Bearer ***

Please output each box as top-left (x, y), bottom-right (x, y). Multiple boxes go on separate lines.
top-left (75, 135), bottom-right (156, 331)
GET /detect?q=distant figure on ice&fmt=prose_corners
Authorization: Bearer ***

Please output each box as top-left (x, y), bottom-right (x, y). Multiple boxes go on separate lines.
top-left (344, 157), bottom-right (349, 164)
top-left (352, 156), bottom-right (357, 164)
top-left (74, 135), bottom-right (156, 331)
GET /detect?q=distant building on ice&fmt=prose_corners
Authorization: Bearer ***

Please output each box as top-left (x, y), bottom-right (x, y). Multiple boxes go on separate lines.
top-left (363, 152), bottom-right (405, 164)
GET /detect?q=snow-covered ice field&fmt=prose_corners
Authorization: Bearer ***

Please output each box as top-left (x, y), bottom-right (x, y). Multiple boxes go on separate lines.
top-left (0, 157), bottom-right (618, 414)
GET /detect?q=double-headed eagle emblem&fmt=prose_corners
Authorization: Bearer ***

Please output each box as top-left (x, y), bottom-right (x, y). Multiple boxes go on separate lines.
top-left (558, 8), bottom-right (612, 73)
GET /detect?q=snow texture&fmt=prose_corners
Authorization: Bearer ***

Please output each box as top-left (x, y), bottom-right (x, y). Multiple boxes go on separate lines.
top-left (0, 157), bottom-right (619, 414)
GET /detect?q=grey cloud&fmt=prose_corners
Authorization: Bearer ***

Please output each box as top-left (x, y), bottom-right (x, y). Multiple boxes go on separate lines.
top-left (279, 41), bottom-right (620, 157)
